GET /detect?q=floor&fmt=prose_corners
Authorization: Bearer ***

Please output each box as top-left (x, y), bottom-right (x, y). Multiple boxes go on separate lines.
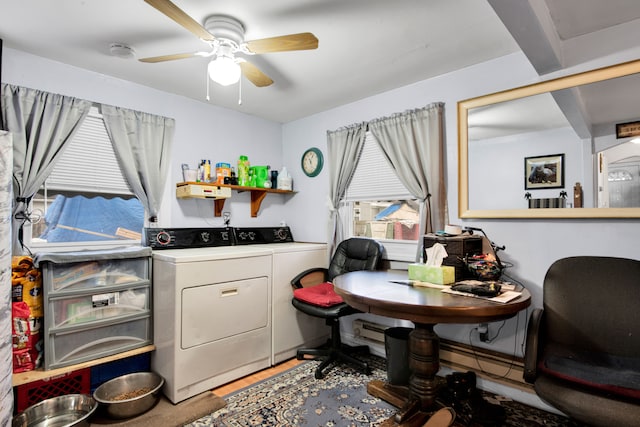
top-left (201, 357), bottom-right (578, 427)
top-left (211, 358), bottom-right (303, 397)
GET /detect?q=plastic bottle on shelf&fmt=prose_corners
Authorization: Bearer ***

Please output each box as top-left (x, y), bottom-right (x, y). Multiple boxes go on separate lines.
top-left (230, 167), bottom-right (237, 185)
top-left (277, 167), bottom-right (292, 190)
top-left (204, 160), bottom-right (211, 183)
top-left (237, 155), bottom-right (250, 186)
top-left (197, 159), bottom-right (205, 182)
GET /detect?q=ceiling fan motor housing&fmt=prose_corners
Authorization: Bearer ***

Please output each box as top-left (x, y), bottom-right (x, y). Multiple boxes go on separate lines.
top-left (204, 15), bottom-right (245, 48)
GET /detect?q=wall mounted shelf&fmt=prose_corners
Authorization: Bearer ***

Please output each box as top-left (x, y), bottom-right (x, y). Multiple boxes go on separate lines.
top-left (176, 182), bottom-right (295, 217)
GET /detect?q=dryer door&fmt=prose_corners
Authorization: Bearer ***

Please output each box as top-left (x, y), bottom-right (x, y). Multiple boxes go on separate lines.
top-left (181, 276), bottom-right (269, 349)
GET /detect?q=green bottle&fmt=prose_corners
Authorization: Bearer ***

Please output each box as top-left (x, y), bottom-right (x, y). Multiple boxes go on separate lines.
top-left (237, 155), bottom-right (250, 186)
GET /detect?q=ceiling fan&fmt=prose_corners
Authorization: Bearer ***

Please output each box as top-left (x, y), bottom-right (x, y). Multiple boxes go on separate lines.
top-left (140, 0), bottom-right (319, 88)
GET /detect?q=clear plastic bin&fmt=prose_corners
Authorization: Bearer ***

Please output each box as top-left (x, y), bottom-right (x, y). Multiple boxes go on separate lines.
top-left (50, 287), bottom-right (149, 327)
top-left (35, 247), bottom-right (151, 293)
top-left (47, 258), bottom-right (148, 292)
top-left (46, 316), bottom-right (152, 369)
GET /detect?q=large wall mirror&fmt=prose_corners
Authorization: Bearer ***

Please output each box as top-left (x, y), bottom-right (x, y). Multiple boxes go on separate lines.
top-left (458, 59), bottom-right (640, 218)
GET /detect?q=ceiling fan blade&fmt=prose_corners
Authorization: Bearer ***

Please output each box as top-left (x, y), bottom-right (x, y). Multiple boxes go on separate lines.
top-left (139, 52), bottom-right (201, 63)
top-left (245, 32), bottom-right (318, 54)
top-left (239, 61), bottom-right (274, 87)
top-left (144, 0), bottom-right (215, 41)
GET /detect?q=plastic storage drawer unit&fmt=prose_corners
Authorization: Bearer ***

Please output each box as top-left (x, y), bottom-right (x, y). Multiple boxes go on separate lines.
top-left (34, 247), bottom-right (152, 370)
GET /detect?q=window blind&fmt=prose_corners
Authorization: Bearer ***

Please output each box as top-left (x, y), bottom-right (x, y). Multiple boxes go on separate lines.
top-left (46, 107), bottom-right (133, 195)
top-left (344, 132), bottom-right (412, 201)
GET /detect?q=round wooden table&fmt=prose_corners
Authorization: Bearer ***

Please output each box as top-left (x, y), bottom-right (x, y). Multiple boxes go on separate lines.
top-left (333, 270), bottom-right (531, 426)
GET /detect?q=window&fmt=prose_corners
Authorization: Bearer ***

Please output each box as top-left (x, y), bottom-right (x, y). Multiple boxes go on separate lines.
top-left (342, 132), bottom-right (418, 261)
top-left (30, 107), bottom-right (143, 250)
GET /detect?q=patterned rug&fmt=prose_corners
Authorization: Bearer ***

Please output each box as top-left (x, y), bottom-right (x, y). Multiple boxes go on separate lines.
top-left (186, 355), bottom-right (585, 427)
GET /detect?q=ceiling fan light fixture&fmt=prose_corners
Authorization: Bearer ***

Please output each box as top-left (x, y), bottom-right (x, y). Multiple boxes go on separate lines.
top-left (208, 55), bottom-right (241, 86)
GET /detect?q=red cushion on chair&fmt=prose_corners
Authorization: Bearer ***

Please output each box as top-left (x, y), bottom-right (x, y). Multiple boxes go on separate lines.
top-left (293, 282), bottom-right (344, 307)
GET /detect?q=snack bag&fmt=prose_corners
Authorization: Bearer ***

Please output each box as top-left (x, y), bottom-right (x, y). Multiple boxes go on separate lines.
top-left (12, 301), bottom-right (35, 372)
top-left (12, 256), bottom-right (43, 317)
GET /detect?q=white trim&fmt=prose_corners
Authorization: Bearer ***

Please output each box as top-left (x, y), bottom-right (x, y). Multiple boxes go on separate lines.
top-left (30, 238), bottom-right (140, 253)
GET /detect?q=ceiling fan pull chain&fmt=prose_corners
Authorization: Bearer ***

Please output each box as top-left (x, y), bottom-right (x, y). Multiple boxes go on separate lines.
top-left (238, 77), bottom-right (243, 105)
top-left (206, 67), bottom-right (211, 101)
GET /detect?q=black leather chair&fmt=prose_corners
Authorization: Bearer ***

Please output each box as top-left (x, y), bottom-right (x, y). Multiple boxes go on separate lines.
top-left (291, 237), bottom-right (384, 379)
top-left (523, 256), bottom-right (640, 427)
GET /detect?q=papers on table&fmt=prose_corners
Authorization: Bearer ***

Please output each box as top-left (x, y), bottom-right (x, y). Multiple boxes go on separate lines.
top-left (441, 287), bottom-right (522, 303)
top-left (388, 280), bottom-right (450, 289)
top-left (388, 278), bottom-right (524, 303)
top-left (441, 280), bottom-right (522, 303)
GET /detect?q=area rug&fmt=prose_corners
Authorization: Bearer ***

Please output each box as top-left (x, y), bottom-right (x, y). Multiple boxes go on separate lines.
top-left (187, 355), bottom-right (586, 427)
top-left (90, 391), bottom-right (226, 427)
top-left (190, 356), bottom-right (395, 426)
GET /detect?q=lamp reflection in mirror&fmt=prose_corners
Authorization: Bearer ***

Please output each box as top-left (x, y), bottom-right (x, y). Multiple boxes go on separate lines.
top-left (208, 55), bottom-right (241, 86)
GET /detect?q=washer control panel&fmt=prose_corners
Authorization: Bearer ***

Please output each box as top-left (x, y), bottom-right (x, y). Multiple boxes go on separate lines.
top-left (144, 227), bottom-right (233, 249)
top-left (233, 227), bottom-right (294, 245)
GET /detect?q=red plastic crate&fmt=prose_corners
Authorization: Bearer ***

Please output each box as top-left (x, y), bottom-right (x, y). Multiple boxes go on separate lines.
top-left (14, 368), bottom-right (90, 414)
top-left (393, 222), bottom-right (420, 240)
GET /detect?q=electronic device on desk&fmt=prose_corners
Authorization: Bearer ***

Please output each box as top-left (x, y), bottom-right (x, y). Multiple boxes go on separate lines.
top-left (451, 281), bottom-right (502, 297)
top-left (423, 233), bottom-right (483, 281)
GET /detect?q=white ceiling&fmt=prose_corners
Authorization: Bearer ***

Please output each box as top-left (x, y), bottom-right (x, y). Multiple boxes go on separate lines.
top-left (1, 0), bottom-right (640, 123)
top-left (544, 0), bottom-right (640, 40)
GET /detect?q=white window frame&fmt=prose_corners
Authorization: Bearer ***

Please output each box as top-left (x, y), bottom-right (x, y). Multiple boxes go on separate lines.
top-left (28, 106), bottom-right (142, 252)
top-left (342, 132), bottom-right (418, 262)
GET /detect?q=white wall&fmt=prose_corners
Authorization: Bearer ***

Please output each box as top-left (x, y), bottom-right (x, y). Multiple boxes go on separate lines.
top-left (280, 50), bottom-right (640, 410)
top-left (282, 50), bottom-right (640, 356)
top-left (282, 52), bottom-right (541, 244)
top-left (469, 126), bottom-right (583, 209)
top-left (3, 48), bottom-right (286, 229)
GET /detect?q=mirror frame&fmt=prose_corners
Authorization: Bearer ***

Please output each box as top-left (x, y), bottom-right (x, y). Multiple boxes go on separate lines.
top-left (458, 58), bottom-right (640, 219)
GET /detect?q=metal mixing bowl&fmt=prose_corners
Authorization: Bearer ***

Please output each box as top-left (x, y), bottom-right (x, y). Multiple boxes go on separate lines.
top-left (92, 372), bottom-right (164, 419)
top-left (12, 394), bottom-right (98, 427)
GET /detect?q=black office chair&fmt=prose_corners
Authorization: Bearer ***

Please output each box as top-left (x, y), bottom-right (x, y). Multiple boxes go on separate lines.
top-left (523, 256), bottom-right (640, 427)
top-left (291, 237), bottom-right (384, 379)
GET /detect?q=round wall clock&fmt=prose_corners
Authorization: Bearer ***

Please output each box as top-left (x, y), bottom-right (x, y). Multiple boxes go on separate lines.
top-left (301, 147), bottom-right (324, 177)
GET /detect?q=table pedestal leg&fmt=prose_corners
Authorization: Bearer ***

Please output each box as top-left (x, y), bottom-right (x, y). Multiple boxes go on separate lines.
top-left (409, 323), bottom-right (440, 408)
top-left (369, 323), bottom-right (443, 426)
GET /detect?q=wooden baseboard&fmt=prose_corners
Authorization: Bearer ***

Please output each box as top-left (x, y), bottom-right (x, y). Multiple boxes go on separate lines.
top-left (439, 339), bottom-right (533, 393)
top-left (349, 319), bottom-right (533, 394)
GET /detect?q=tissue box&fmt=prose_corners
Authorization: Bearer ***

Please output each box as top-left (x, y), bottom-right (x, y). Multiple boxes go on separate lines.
top-left (408, 264), bottom-right (455, 285)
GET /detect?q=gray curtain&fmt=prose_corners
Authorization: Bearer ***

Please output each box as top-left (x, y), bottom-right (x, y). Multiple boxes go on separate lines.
top-left (369, 102), bottom-right (447, 261)
top-left (101, 105), bottom-right (175, 223)
top-left (1, 84), bottom-right (91, 254)
top-left (326, 123), bottom-right (367, 256)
